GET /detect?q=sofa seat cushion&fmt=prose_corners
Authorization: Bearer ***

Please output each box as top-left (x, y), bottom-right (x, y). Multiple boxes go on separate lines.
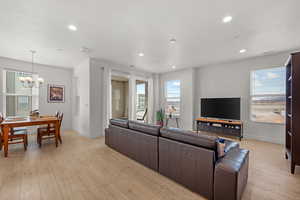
top-left (129, 120), bottom-right (161, 136)
top-left (160, 127), bottom-right (218, 150)
top-left (110, 119), bottom-right (129, 128)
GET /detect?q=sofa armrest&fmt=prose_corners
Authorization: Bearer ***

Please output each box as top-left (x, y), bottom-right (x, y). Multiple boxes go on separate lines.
top-left (214, 149), bottom-right (249, 200)
top-left (224, 140), bottom-right (239, 153)
top-left (105, 128), bottom-right (110, 146)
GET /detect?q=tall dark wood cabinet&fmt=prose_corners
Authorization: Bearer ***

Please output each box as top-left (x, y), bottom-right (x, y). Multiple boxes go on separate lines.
top-left (285, 52), bottom-right (300, 174)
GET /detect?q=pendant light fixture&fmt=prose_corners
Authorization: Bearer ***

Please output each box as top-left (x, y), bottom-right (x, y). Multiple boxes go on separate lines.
top-left (19, 50), bottom-right (44, 88)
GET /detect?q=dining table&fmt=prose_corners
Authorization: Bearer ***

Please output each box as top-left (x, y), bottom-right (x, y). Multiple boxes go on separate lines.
top-left (0, 116), bottom-right (60, 157)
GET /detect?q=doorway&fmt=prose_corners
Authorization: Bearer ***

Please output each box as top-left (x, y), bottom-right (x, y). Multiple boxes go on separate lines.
top-left (111, 75), bottom-right (129, 119)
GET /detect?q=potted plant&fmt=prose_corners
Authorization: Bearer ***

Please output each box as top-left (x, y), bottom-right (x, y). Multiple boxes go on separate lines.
top-left (156, 109), bottom-right (165, 126)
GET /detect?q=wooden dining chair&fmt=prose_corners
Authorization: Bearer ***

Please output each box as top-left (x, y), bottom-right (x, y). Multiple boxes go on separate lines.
top-left (37, 112), bottom-right (63, 147)
top-left (0, 113), bottom-right (28, 151)
top-left (38, 111), bottom-right (60, 129)
top-left (7, 115), bottom-right (28, 140)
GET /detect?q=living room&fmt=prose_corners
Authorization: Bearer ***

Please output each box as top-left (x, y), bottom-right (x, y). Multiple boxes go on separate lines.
top-left (0, 1), bottom-right (300, 200)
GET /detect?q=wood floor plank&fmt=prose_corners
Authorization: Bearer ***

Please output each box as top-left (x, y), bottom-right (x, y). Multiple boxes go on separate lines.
top-left (0, 131), bottom-right (299, 200)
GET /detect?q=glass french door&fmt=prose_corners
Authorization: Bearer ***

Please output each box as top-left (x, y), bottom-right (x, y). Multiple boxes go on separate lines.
top-left (135, 80), bottom-right (148, 122)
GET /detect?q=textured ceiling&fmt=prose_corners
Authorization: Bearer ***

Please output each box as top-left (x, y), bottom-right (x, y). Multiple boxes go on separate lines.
top-left (0, 0), bottom-right (300, 72)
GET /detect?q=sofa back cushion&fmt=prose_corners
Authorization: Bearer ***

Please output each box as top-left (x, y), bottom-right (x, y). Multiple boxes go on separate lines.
top-left (159, 137), bottom-right (215, 199)
top-left (110, 118), bottom-right (129, 128)
top-left (160, 127), bottom-right (218, 150)
top-left (107, 124), bottom-right (158, 171)
top-left (129, 120), bottom-right (161, 136)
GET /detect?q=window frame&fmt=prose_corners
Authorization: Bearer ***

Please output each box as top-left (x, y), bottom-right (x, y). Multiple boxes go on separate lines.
top-left (249, 67), bottom-right (286, 125)
top-left (164, 80), bottom-right (181, 117)
top-left (3, 69), bottom-right (39, 117)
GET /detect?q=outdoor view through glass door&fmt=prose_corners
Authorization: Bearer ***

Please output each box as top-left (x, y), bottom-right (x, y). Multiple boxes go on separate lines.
top-left (136, 80), bottom-right (148, 122)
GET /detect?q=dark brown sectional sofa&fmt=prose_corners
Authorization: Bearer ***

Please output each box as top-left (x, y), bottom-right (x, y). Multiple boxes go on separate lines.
top-left (105, 119), bottom-right (249, 200)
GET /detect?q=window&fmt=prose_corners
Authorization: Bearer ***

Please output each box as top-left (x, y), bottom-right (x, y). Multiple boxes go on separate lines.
top-left (3, 70), bottom-right (39, 117)
top-left (165, 80), bottom-right (181, 116)
top-left (250, 67), bottom-right (285, 123)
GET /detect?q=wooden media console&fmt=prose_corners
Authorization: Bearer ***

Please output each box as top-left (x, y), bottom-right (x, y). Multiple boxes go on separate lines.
top-left (196, 118), bottom-right (243, 140)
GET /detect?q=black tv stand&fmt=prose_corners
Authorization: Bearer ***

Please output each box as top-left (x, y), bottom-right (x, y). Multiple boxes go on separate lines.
top-left (196, 118), bottom-right (243, 140)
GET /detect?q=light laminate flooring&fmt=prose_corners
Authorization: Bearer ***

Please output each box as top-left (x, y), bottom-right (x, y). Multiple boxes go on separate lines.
top-left (0, 131), bottom-right (299, 200)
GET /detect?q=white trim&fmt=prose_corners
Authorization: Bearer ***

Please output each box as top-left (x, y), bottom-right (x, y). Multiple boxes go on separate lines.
top-left (129, 75), bottom-right (136, 120)
top-left (102, 67), bottom-right (111, 129)
top-left (147, 78), bottom-right (154, 123)
top-left (3, 68), bottom-right (38, 75)
top-left (111, 70), bottom-right (131, 79)
top-left (284, 55), bottom-right (291, 67)
top-left (250, 94), bottom-right (286, 97)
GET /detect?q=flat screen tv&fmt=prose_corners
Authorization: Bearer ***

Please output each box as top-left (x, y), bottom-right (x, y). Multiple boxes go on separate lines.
top-left (201, 98), bottom-right (241, 120)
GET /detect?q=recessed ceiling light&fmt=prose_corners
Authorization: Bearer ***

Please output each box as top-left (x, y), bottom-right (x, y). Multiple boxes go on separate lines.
top-left (170, 38), bottom-right (177, 43)
top-left (239, 49), bottom-right (247, 53)
top-left (68, 24), bottom-right (77, 31)
top-left (138, 53), bottom-right (144, 57)
top-left (222, 16), bottom-right (233, 23)
top-left (172, 65), bottom-right (176, 69)
top-left (80, 46), bottom-right (91, 53)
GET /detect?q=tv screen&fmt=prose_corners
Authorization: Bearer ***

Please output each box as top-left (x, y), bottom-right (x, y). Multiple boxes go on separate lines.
top-left (201, 98), bottom-right (241, 120)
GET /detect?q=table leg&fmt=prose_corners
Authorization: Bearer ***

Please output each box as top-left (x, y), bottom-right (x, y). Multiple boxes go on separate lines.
top-left (55, 121), bottom-right (59, 147)
top-left (3, 127), bottom-right (9, 157)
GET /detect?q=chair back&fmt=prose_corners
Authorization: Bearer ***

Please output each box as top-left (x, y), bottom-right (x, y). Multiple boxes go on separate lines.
top-left (0, 112), bottom-right (3, 123)
top-left (0, 113), bottom-right (3, 136)
top-left (55, 111), bottom-right (60, 117)
top-left (58, 113), bottom-right (64, 128)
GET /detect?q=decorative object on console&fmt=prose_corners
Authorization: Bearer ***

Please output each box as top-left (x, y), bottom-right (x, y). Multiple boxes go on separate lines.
top-left (30, 109), bottom-right (40, 117)
top-left (167, 105), bottom-right (176, 118)
top-left (48, 84), bottom-right (65, 103)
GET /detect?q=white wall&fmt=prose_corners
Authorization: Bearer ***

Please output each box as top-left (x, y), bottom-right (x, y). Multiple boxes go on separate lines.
top-left (153, 74), bottom-right (160, 123)
top-left (159, 68), bottom-right (195, 130)
top-left (72, 58), bottom-right (155, 138)
top-left (0, 56), bottom-right (73, 130)
top-left (194, 52), bottom-right (290, 144)
top-left (89, 61), bottom-right (104, 138)
top-left (72, 58), bottom-right (90, 136)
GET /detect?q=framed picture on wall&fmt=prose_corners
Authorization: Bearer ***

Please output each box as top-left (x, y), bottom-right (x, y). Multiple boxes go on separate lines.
top-left (48, 84), bottom-right (65, 103)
